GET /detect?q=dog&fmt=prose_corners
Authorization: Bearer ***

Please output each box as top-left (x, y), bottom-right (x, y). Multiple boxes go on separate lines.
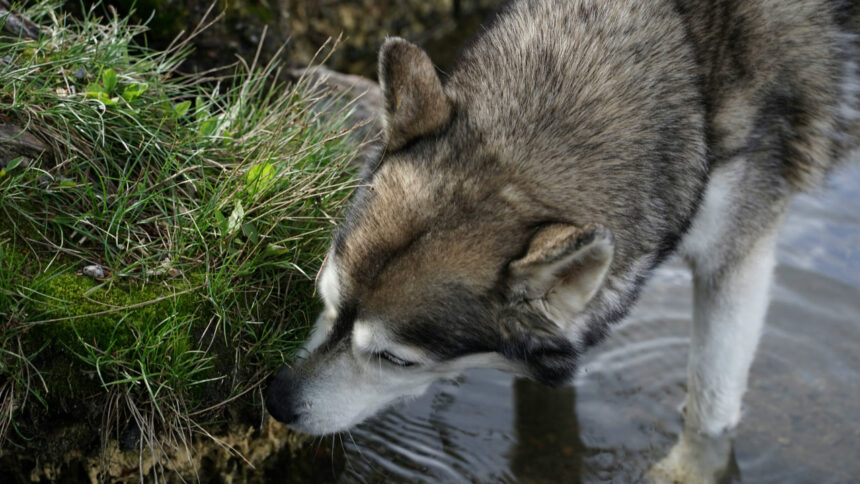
top-left (267, 0), bottom-right (859, 479)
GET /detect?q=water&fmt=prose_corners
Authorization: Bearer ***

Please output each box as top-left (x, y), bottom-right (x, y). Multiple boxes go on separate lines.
top-left (277, 161), bottom-right (860, 483)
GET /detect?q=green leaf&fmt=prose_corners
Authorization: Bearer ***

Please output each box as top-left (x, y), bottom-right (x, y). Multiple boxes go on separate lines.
top-left (241, 223), bottom-right (259, 244)
top-left (101, 68), bottom-right (117, 94)
top-left (86, 83), bottom-right (106, 95)
top-left (86, 90), bottom-right (118, 105)
top-left (173, 100), bottom-right (191, 117)
top-left (245, 163), bottom-right (275, 195)
top-left (214, 209), bottom-right (227, 233)
top-left (264, 244), bottom-right (289, 257)
top-left (0, 169), bottom-right (6, 178)
top-left (121, 83), bottom-right (148, 102)
top-left (194, 96), bottom-right (208, 122)
top-left (5, 157), bottom-right (23, 171)
top-left (198, 118), bottom-right (217, 137)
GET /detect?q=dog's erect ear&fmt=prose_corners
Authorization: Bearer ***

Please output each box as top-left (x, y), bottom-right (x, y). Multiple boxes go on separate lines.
top-left (378, 37), bottom-right (452, 150)
top-left (508, 223), bottom-right (614, 323)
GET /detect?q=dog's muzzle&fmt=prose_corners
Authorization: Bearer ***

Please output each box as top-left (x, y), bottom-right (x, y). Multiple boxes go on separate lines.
top-left (265, 366), bottom-right (301, 425)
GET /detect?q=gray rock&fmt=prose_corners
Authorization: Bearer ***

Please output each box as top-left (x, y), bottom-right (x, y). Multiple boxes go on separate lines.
top-left (82, 264), bottom-right (106, 279)
top-left (0, 0), bottom-right (41, 40)
top-left (0, 123), bottom-right (47, 167)
top-left (72, 67), bottom-right (87, 80)
top-left (291, 66), bottom-right (384, 165)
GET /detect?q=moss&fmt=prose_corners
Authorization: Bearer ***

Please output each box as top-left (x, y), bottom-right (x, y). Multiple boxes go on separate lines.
top-left (5, 270), bottom-right (202, 403)
top-left (0, 240), bottom-right (29, 321)
top-left (32, 272), bottom-right (200, 350)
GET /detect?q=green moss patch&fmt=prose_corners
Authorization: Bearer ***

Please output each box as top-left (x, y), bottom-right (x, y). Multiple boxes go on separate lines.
top-left (34, 273), bottom-right (199, 348)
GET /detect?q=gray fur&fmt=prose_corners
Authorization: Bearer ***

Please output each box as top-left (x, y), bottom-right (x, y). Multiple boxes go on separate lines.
top-left (267, 0), bottom-right (859, 443)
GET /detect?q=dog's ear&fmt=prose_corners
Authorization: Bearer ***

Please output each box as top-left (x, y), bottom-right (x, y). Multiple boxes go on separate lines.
top-left (378, 37), bottom-right (452, 150)
top-left (508, 223), bottom-right (614, 323)
top-left (499, 223), bottom-right (613, 384)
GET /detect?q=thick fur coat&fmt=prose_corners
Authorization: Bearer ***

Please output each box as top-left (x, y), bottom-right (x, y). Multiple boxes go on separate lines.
top-left (267, 2), bottom-right (858, 478)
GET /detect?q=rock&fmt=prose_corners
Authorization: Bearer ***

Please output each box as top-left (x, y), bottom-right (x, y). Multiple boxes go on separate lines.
top-left (292, 65), bottom-right (385, 164)
top-left (279, 0), bottom-right (503, 75)
top-left (118, 419), bottom-right (141, 452)
top-left (116, 0), bottom-right (504, 78)
top-left (82, 264), bottom-right (106, 279)
top-left (0, 123), bottom-right (48, 168)
top-left (72, 66), bottom-right (87, 80)
top-left (5, 418), bottom-right (309, 483)
top-left (0, 0), bottom-right (41, 40)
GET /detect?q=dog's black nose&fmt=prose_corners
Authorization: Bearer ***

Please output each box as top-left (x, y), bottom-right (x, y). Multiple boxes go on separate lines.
top-left (265, 366), bottom-right (301, 425)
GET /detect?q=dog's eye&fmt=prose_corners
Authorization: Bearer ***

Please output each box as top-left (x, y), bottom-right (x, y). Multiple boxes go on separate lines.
top-left (377, 351), bottom-right (416, 367)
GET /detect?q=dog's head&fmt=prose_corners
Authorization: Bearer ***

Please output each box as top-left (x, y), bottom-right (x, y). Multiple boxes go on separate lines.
top-left (266, 38), bottom-right (615, 434)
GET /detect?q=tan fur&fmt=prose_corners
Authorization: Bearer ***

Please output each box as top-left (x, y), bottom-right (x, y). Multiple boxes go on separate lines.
top-left (267, 0), bottom-right (859, 451)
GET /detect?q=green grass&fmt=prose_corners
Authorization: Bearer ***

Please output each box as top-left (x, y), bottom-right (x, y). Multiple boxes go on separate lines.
top-left (0, 1), bottom-right (359, 474)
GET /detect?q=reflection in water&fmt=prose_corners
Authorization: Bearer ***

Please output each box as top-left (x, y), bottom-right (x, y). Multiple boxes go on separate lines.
top-left (509, 379), bottom-right (583, 483)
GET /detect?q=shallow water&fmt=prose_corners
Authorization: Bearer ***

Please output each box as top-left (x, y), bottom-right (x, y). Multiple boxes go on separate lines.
top-left (279, 161), bottom-right (860, 483)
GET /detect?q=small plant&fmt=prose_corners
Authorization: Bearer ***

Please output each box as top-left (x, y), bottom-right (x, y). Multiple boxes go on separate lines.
top-left (86, 67), bottom-right (149, 106)
top-left (85, 67), bottom-right (119, 104)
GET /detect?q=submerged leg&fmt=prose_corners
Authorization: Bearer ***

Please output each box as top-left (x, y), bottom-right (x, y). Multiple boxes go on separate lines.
top-left (650, 159), bottom-right (789, 483)
top-left (649, 233), bottom-right (777, 483)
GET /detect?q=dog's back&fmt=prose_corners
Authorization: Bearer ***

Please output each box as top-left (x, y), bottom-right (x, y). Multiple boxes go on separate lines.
top-left (667, 0), bottom-right (859, 289)
top-left (674, 0), bottom-right (860, 188)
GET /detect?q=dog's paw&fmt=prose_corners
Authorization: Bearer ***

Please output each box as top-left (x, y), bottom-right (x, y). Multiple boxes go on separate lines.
top-left (646, 445), bottom-right (698, 484)
top-left (646, 428), bottom-right (734, 484)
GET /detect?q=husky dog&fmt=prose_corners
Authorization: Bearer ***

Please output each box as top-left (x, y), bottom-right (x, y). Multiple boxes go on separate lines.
top-left (267, 0), bottom-right (858, 478)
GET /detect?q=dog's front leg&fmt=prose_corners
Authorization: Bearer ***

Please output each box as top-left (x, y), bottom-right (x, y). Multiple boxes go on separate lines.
top-left (681, 159), bottom-right (789, 437)
top-left (649, 159), bottom-right (790, 482)
top-left (649, 226), bottom-right (780, 484)
top-left (684, 226), bottom-right (779, 437)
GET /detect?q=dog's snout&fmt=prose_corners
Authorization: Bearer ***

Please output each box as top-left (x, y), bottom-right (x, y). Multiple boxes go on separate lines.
top-left (265, 366), bottom-right (302, 425)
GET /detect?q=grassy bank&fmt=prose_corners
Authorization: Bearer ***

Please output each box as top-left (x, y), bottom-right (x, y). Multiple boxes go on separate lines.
top-left (0, 1), bottom-right (359, 478)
